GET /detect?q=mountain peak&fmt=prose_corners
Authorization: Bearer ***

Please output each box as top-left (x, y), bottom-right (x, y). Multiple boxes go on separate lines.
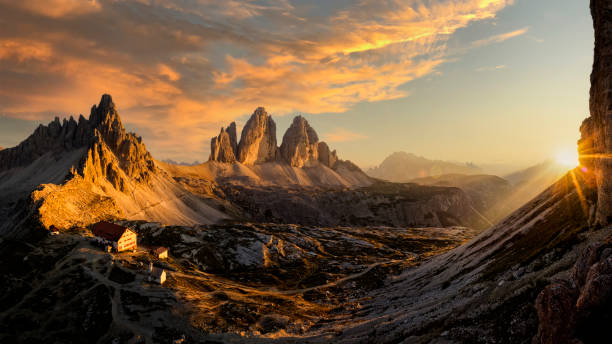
top-left (89, 94), bottom-right (123, 135)
top-left (280, 115), bottom-right (319, 167)
top-left (254, 107), bottom-right (267, 116)
top-left (235, 107), bottom-right (278, 164)
top-left (0, 94), bottom-right (154, 186)
top-left (99, 94), bottom-right (114, 110)
top-left (209, 110), bottom-right (345, 169)
top-left (210, 122), bottom-right (238, 163)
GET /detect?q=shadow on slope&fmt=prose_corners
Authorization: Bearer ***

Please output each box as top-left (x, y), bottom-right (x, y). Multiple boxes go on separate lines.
top-left (319, 168), bottom-right (599, 343)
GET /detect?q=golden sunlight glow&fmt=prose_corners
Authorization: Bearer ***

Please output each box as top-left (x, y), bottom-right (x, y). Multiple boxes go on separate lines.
top-left (555, 148), bottom-right (579, 167)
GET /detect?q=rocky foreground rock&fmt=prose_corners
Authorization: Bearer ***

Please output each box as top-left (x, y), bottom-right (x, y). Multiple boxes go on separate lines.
top-left (209, 108), bottom-right (343, 169)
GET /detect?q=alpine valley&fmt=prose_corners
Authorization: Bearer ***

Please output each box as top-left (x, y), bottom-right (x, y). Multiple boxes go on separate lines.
top-left (0, 1), bottom-right (610, 344)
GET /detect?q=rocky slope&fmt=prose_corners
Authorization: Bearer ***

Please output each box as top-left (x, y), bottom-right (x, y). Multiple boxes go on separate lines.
top-left (0, 222), bottom-right (476, 343)
top-left (161, 161), bottom-right (490, 230)
top-left (411, 174), bottom-right (513, 225)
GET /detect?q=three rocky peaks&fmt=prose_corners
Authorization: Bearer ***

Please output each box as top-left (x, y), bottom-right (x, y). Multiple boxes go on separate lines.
top-left (210, 108), bottom-right (338, 168)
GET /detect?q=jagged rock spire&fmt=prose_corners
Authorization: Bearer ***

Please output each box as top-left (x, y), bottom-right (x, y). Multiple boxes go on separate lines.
top-left (0, 94), bottom-right (155, 188)
top-left (208, 108), bottom-right (343, 168)
top-left (317, 142), bottom-right (338, 168)
top-left (210, 122), bottom-right (238, 163)
top-left (236, 107), bottom-right (278, 164)
top-left (280, 115), bottom-right (320, 167)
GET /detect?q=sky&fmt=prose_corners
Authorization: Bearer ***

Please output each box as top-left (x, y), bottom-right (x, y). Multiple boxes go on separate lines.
top-left (0, 0), bottom-right (593, 173)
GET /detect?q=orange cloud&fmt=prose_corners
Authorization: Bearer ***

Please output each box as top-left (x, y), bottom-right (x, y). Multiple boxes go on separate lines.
top-left (323, 128), bottom-right (368, 143)
top-left (0, 0), bottom-right (515, 162)
top-left (1, 0), bottom-right (101, 18)
top-left (0, 40), bottom-right (53, 62)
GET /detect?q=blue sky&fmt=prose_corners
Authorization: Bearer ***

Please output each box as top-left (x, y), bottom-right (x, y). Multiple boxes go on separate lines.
top-left (273, 0), bottom-right (593, 169)
top-left (0, 0), bottom-right (593, 172)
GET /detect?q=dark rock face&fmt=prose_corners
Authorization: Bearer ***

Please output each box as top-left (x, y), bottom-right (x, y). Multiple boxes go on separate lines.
top-left (236, 107), bottom-right (278, 164)
top-left (534, 2), bottom-right (612, 341)
top-left (579, 0), bottom-right (612, 225)
top-left (217, 181), bottom-right (490, 229)
top-left (0, 115), bottom-right (92, 171)
top-left (279, 116), bottom-right (319, 167)
top-left (534, 237), bottom-right (612, 344)
top-left (317, 142), bottom-right (337, 168)
top-left (210, 122), bottom-right (238, 163)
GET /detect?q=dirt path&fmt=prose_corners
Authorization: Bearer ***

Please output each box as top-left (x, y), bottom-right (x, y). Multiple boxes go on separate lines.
top-left (171, 259), bottom-right (403, 296)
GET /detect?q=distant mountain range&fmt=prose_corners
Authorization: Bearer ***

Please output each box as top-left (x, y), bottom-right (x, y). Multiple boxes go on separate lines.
top-left (161, 159), bottom-right (201, 166)
top-left (367, 152), bottom-right (482, 182)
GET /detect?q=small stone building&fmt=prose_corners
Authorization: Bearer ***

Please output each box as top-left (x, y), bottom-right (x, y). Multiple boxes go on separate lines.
top-left (151, 246), bottom-right (168, 259)
top-left (148, 262), bottom-right (166, 284)
top-left (92, 221), bottom-right (137, 252)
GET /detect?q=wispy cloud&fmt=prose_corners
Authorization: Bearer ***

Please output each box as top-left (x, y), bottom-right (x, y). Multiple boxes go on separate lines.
top-left (0, 0), bottom-right (515, 161)
top-left (471, 27), bottom-right (529, 48)
top-left (323, 128), bottom-right (368, 143)
top-left (475, 64), bottom-right (507, 72)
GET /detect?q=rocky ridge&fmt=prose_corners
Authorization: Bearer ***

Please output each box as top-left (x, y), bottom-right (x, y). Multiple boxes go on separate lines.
top-left (0, 94), bottom-right (155, 188)
top-left (210, 109), bottom-right (343, 169)
top-left (0, 95), bottom-right (227, 236)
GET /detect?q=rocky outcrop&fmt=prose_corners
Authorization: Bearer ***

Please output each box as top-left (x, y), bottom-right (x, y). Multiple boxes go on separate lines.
top-left (279, 116), bottom-right (319, 167)
top-left (236, 107), bottom-right (278, 164)
top-left (317, 142), bottom-right (337, 168)
top-left (579, 0), bottom-right (612, 225)
top-left (209, 110), bottom-right (352, 171)
top-left (534, 236), bottom-right (612, 344)
top-left (210, 122), bottom-right (238, 163)
top-left (83, 95), bottom-right (156, 187)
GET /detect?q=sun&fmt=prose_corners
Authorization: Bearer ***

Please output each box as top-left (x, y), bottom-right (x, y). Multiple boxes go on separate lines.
top-left (555, 148), bottom-right (580, 167)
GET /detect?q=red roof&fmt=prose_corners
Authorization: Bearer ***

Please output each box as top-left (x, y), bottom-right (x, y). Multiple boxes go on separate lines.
top-left (152, 246), bottom-right (168, 254)
top-left (92, 221), bottom-right (132, 242)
